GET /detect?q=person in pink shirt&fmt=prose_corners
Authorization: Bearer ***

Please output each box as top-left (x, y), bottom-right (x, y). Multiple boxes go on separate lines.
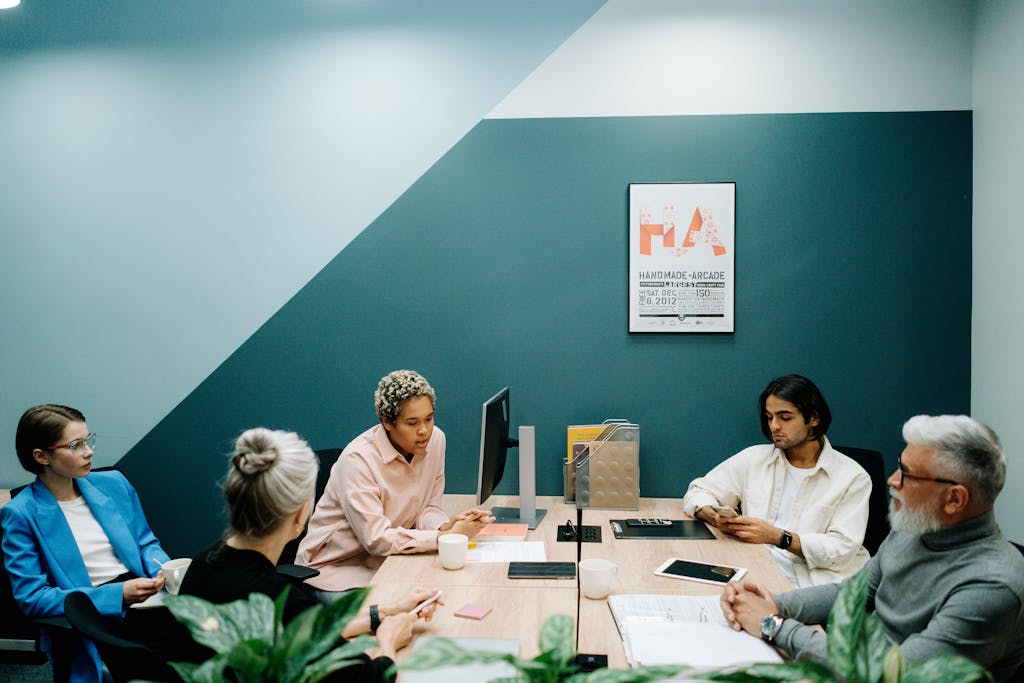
top-left (297, 370), bottom-right (493, 596)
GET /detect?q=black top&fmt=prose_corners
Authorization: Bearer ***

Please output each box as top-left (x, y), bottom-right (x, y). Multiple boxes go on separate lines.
top-left (180, 540), bottom-right (394, 683)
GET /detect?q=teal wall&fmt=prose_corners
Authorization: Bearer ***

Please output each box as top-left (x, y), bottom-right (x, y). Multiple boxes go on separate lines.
top-left (119, 111), bottom-right (972, 557)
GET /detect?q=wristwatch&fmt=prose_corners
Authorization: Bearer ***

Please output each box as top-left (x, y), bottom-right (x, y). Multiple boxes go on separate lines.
top-left (760, 614), bottom-right (784, 643)
top-left (778, 529), bottom-right (793, 550)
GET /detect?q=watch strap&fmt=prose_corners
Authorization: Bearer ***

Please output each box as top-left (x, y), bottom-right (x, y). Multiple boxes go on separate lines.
top-left (369, 604), bottom-right (381, 633)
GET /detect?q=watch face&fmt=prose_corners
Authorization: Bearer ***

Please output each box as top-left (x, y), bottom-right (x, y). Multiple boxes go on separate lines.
top-left (761, 615), bottom-right (781, 640)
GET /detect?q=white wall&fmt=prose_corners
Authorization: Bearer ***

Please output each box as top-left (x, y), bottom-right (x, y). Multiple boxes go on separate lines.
top-left (490, 0), bottom-right (973, 118)
top-left (973, 0), bottom-right (1024, 544)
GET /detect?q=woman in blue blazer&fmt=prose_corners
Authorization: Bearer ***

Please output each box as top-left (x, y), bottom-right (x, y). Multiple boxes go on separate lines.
top-left (1, 404), bottom-right (170, 683)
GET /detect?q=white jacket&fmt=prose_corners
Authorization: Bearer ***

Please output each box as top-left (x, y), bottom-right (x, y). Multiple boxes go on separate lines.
top-left (682, 437), bottom-right (871, 586)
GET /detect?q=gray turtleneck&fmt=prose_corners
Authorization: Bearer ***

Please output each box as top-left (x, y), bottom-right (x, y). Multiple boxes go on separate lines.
top-left (773, 511), bottom-right (1024, 681)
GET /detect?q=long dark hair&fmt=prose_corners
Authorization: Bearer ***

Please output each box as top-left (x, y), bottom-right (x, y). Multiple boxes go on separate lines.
top-left (758, 375), bottom-right (831, 440)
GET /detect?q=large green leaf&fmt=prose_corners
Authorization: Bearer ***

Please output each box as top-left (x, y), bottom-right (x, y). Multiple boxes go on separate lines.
top-left (580, 664), bottom-right (688, 682)
top-left (300, 635), bottom-right (380, 683)
top-left (396, 636), bottom-right (520, 671)
top-left (225, 639), bottom-right (271, 681)
top-left (826, 571), bottom-right (871, 682)
top-left (695, 659), bottom-right (835, 682)
top-left (899, 653), bottom-right (992, 683)
top-left (166, 592), bottom-right (277, 654)
top-left (169, 655), bottom-right (228, 683)
top-left (537, 615), bottom-right (576, 669)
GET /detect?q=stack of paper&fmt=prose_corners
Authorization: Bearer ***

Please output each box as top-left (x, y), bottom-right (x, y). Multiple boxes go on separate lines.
top-left (466, 541), bottom-right (546, 563)
top-left (608, 594), bottom-right (782, 669)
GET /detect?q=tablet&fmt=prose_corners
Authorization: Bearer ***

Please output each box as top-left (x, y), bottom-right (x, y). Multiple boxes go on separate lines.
top-left (653, 558), bottom-right (747, 586)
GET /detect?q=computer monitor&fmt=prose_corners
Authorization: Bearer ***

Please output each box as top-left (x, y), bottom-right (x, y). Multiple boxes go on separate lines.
top-left (476, 387), bottom-right (546, 528)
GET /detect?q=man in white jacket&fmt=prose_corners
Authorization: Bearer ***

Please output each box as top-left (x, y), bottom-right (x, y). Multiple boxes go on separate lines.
top-left (682, 374), bottom-right (870, 587)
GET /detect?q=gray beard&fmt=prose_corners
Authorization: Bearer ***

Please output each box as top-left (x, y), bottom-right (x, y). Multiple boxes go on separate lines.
top-left (888, 497), bottom-right (941, 534)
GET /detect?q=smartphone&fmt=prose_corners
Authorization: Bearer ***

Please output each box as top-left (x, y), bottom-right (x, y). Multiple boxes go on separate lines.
top-left (653, 557), bottom-right (747, 586)
top-left (508, 562), bottom-right (576, 579)
top-left (711, 506), bottom-right (738, 518)
top-left (410, 590), bottom-right (444, 615)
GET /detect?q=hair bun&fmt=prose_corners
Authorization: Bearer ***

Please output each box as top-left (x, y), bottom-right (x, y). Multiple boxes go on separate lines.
top-left (233, 428), bottom-right (280, 475)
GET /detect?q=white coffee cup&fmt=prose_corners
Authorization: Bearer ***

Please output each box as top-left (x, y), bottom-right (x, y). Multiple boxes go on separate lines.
top-left (161, 558), bottom-right (192, 596)
top-left (438, 533), bottom-right (468, 570)
top-left (579, 558), bottom-right (617, 599)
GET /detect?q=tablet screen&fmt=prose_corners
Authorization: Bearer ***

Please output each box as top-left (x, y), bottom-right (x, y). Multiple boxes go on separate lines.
top-left (660, 559), bottom-right (737, 583)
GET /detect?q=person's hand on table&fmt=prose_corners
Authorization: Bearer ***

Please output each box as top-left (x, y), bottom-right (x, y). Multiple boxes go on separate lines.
top-left (696, 505), bottom-right (731, 531)
top-left (721, 579), bottom-right (778, 636)
top-left (384, 586), bottom-right (444, 621)
top-left (718, 516), bottom-right (780, 545)
top-left (122, 576), bottom-right (164, 606)
top-left (374, 611), bottom-right (417, 661)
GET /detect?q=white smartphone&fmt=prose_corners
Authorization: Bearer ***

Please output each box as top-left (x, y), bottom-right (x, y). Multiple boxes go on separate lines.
top-left (410, 590), bottom-right (444, 615)
top-left (711, 505), bottom-right (738, 518)
top-left (653, 558), bottom-right (747, 586)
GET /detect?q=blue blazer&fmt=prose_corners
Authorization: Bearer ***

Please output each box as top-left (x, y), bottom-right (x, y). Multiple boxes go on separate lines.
top-left (1, 471), bottom-right (169, 682)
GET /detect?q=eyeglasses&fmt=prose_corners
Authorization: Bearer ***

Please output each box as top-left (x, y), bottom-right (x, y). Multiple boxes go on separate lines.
top-left (896, 455), bottom-right (960, 487)
top-left (48, 433), bottom-right (97, 455)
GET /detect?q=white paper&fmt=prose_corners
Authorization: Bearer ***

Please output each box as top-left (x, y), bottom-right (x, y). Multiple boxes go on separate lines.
top-left (466, 541), bottom-right (546, 563)
top-left (623, 618), bottom-right (781, 668)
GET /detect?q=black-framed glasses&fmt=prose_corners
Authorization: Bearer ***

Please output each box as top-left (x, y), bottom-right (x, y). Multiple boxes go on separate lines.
top-left (896, 455), bottom-right (960, 487)
top-left (48, 433), bottom-right (96, 455)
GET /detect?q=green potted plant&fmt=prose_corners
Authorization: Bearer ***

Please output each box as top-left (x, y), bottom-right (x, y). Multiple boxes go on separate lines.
top-left (396, 572), bottom-right (992, 683)
top-left (162, 586), bottom-right (378, 683)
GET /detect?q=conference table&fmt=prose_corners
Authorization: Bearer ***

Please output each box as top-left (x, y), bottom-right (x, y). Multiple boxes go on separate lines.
top-left (369, 494), bottom-right (792, 670)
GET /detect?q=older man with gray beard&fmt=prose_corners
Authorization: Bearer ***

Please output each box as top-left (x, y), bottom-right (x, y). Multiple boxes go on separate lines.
top-left (720, 414), bottom-right (1024, 681)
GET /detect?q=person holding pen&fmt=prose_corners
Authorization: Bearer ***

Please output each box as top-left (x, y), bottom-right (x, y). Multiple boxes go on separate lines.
top-left (180, 426), bottom-right (441, 681)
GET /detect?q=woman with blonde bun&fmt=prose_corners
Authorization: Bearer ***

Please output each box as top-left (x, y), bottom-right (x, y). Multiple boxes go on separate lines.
top-left (180, 427), bottom-right (441, 681)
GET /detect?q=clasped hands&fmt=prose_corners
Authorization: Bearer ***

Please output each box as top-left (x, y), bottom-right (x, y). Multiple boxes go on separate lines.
top-left (437, 508), bottom-right (494, 540)
top-left (720, 579), bottom-right (779, 637)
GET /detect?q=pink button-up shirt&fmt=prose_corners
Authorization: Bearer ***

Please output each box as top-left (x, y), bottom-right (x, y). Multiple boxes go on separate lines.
top-left (297, 424), bottom-right (449, 590)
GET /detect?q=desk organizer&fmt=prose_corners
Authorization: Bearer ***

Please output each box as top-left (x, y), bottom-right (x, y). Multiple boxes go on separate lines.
top-left (566, 420), bottom-right (639, 510)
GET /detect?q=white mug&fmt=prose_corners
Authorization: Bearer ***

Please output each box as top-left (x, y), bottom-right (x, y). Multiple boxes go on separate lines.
top-left (438, 533), bottom-right (469, 570)
top-left (161, 558), bottom-right (192, 596)
top-left (579, 558), bottom-right (617, 599)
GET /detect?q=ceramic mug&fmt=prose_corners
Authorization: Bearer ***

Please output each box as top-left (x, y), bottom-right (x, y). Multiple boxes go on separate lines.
top-left (438, 533), bottom-right (469, 570)
top-left (161, 558), bottom-right (192, 596)
top-left (579, 558), bottom-right (617, 599)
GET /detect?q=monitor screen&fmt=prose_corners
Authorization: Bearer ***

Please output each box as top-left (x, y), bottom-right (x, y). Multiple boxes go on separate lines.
top-left (477, 387), bottom-right (511, 506)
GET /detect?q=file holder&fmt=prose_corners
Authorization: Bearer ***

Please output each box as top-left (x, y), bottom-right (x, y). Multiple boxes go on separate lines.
top-left (569, 420), bottom-right (639, 510)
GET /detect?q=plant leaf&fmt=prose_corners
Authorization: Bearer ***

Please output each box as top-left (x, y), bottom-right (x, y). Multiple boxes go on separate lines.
top-left (224, 639), bottom-right (271, 679)
top-left (537, 614), bottom-right (576, 669)
top-left (300, 635), bottom-right (380, 683)
top-left (397, 637), bottom-right (519, 671)
top-left (898, 653), bottom-right (992, 683)
top-left (826, 570), bottom-right (870, 683)
top-left (166, 592), bottom-right (276, 655)
top-left (170, 656), bottom-right (228, 683)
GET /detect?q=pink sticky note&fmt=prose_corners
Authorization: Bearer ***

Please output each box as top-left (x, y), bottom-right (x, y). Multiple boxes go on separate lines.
top-left (454, 604), bottom-right (492, 620)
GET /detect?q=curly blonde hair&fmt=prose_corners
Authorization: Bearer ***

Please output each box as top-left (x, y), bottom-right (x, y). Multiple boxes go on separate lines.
top-left (375, 370), bottom-right (436, 424)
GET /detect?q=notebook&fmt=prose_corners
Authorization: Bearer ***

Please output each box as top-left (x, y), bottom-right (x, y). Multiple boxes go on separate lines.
top-left (474, 523), bottom-right (529, 542)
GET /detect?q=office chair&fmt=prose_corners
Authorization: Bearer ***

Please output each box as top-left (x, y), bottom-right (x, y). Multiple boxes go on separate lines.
top-left (1, 488), bottom-right (75, 681)
top-left (276, 447), bottom-right (341, 580)
top-left (63, 592), bottom-right (186, 683)
top-left (834, 446), bottom-right (890, 555)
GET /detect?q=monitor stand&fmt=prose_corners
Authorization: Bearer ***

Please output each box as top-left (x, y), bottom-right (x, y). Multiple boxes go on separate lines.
top-left (489, 426), bottom-right (547, 529)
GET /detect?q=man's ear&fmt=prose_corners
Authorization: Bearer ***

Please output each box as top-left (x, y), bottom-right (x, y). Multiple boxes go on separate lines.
top-left (943, 484), bottom-right (971, 515)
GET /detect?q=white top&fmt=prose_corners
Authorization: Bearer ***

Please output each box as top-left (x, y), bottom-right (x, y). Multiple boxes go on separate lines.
top-left (768, 460), bottom-right (817, 587)
top-left (682, 437), bottom-right (871, 586)
top-left (58, 496), bottom-right (130, 586)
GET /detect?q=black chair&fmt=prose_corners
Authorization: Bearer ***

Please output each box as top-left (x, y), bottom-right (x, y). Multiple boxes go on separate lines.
top-left (63, 592), bottom-right (186, 683)
top-left (834, 446), bottom-right (890, 556)
top-left (1012, 541), bottom-right (1024, 557)
top-left (277, 448), bottom-right (342, 579)
top-left (1, 487), bottom-right (74, 682)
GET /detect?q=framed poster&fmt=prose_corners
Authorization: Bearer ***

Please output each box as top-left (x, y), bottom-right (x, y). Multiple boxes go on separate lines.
top-left (628, 182), bottom-right (735, 333)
